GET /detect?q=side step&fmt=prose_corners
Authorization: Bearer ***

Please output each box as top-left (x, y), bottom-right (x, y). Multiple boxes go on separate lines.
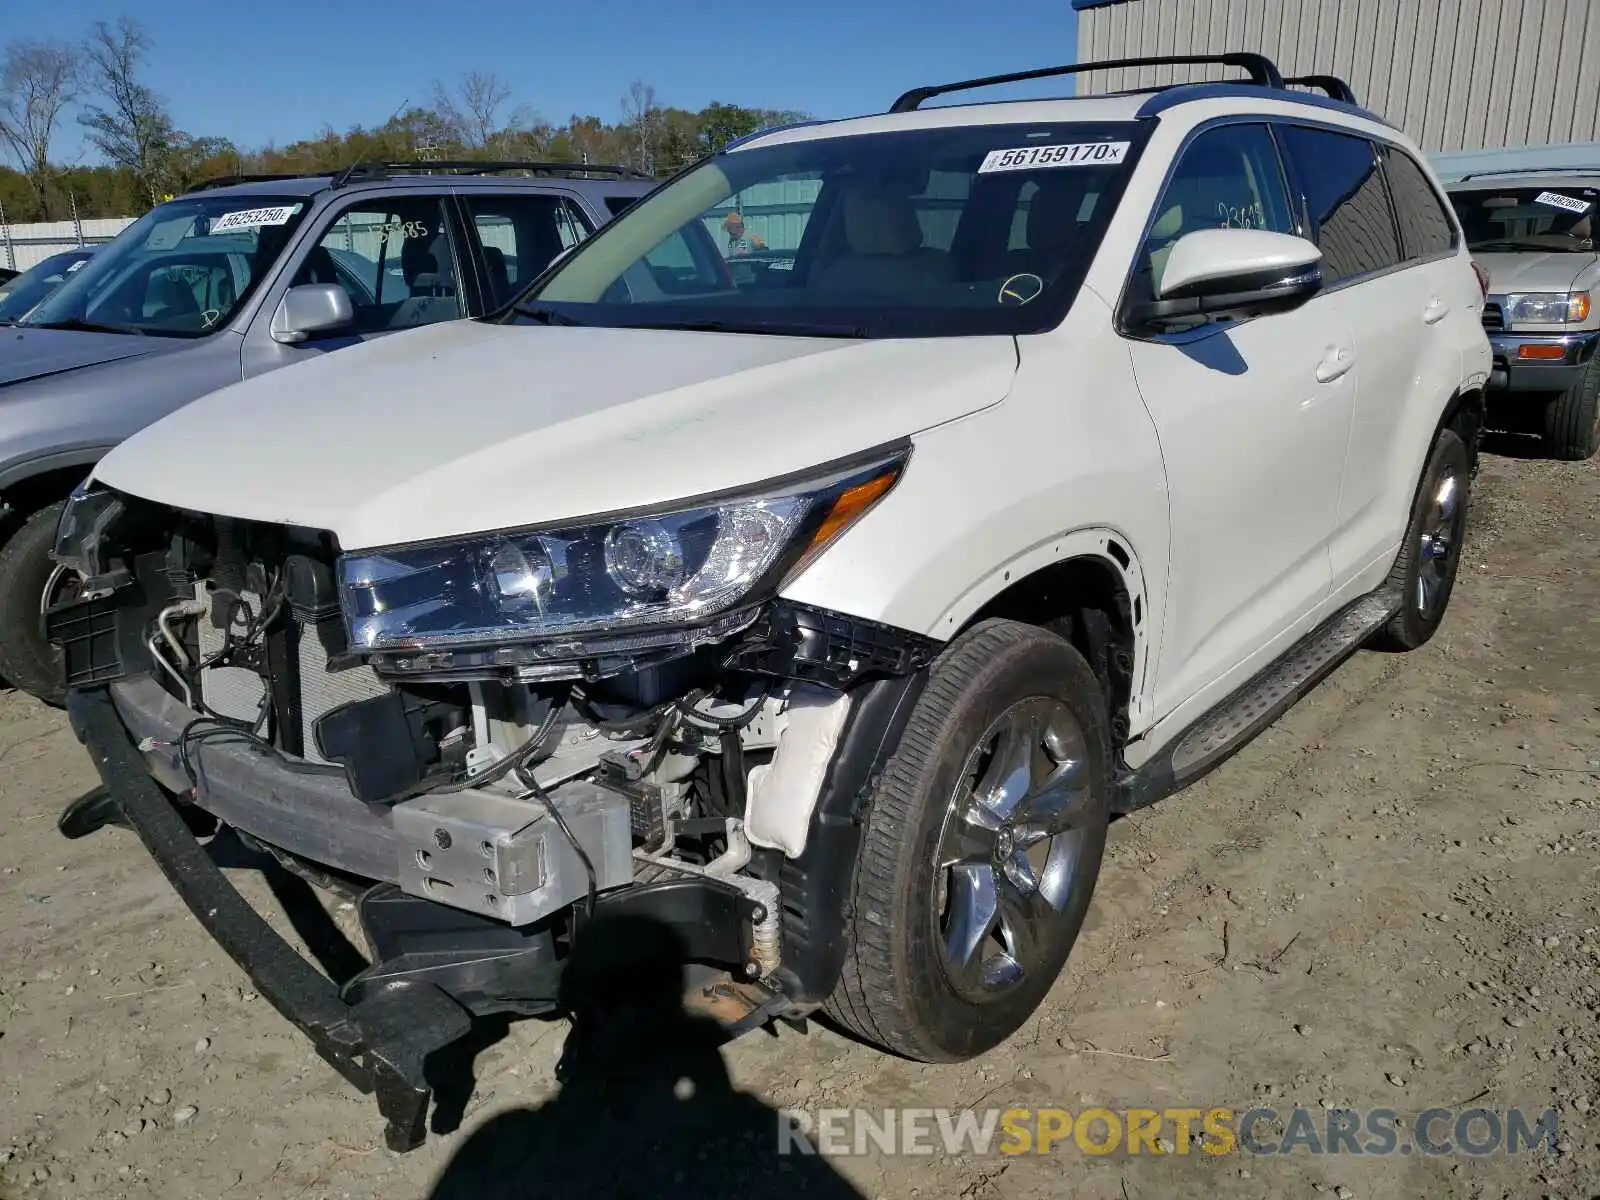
top-left (1114, 587), bottom-right (1401, 813)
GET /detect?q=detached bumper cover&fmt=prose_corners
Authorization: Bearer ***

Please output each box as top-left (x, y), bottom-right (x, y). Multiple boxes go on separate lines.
top-left (67, 687), bottom-right (473, 1153)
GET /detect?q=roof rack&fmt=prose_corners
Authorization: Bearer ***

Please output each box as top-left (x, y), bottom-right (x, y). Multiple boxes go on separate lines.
top-left (889, 53), bottom-right (1285, 113)
top-left (1284, 74), bottom-right (1358, 104)
top-left (329, 160), bottom-right (654, 188)
top-left (188, 172), bottom-right (323, 192)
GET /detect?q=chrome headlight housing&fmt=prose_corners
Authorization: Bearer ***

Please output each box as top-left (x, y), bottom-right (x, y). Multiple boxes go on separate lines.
top-left (1505, 292), bottom-right (1591, 324)
top-left (337, 447), bottom-right (907, 660)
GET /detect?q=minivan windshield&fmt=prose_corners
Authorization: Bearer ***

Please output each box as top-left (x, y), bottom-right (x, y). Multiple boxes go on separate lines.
top-left (518, 122), bottom-right (1143, 337)
top-left (19, 194), bottom-right (313, 337)
top-left (1447, 184), bottom-right (1598, 253)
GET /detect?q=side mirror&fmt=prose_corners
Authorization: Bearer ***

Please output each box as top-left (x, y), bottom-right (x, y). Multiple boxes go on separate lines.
top-left (1130, 229), bottom-right (1323, 331)
top-left (270, 283), bottom-right (354, 344)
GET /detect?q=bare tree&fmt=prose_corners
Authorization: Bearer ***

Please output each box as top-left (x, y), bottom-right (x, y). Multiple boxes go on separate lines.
top-left (431, 71), bottom-right (514, 151)
top-left (0, 39), bottom-right (79, 220)
top-left (620, 80), bottom-right (663, 173)
top-left (78, 17), bottom-right (177, 205)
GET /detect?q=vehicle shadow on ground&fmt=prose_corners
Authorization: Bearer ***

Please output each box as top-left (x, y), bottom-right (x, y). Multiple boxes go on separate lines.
top-left (427, 911), bottom-right (863, 1200)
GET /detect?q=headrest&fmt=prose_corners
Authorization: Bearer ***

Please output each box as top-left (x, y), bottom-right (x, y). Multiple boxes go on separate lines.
top-left (839, 186), bottom-right (924, 255)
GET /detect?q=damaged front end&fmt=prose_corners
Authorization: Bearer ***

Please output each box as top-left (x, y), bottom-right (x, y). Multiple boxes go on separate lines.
top-left (48, 454), bottom-right (935, 1150)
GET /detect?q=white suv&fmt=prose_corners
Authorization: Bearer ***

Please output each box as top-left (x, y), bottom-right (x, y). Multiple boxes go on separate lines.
top-left (51, 54), bottom-right (1489, 1150)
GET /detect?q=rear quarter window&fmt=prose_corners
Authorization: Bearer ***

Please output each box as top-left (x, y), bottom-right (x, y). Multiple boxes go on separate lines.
top-left (1382, 147), bottom-right (1458, 259)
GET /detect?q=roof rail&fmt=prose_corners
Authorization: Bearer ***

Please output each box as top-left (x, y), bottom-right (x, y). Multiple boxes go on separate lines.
top-left (1284, 74), bottom-right (1358, 104)
top-left (720, 118), bottom-right (832, 153)
top-left (889, 53), bottom-right (1284, 113)
top-left (329, 160), bottom-right (654, 188)
top-left (188, 172), bottom-right (324, 192)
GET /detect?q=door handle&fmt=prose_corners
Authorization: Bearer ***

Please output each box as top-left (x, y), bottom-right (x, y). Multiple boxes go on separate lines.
top-left (1423, 297), bottom-right (1450, 324)
top-left (1315, 346), bottom-right (1354, 384)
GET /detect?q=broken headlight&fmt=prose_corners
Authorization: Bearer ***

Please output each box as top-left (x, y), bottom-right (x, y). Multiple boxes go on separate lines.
top-left (337, 447), bottom-right (907, 654)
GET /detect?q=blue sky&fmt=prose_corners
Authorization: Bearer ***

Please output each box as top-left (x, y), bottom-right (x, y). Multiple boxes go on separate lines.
top-left (16, 0), bottom-right (1080, 164)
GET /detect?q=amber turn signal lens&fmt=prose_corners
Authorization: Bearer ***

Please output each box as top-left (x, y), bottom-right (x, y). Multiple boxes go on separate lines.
top-left (1517, 343), bottom-right (1567, 360)
top-left (786, 466), bottom-right (903, 580)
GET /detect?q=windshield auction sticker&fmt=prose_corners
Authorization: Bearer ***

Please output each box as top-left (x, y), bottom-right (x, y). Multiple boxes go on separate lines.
top-left (978, 141), bottom-right (1131, 173)
top-left (1533, 191), bottom-right (1592, 214)
top-left (209, 205), bottom-right (300, 233)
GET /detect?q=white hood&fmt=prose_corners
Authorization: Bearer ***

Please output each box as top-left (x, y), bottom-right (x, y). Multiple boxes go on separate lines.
top-left (95, 320), bottom-right (1018, 549)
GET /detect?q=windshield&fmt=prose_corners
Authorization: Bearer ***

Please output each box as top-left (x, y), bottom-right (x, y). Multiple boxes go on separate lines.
top-left (19, 194), bottom-right (313, 337)
top-left (0, 249), bottom-right (96, 324)
top-left (1447, 184), bottom-right (1597, 253)
top-left (519, 122), bottom-right (1144, 337)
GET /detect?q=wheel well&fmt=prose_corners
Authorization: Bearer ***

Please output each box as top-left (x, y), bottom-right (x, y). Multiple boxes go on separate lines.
top-left (2, 465), bottom-right (92, 522)
top-left (964, 555), bottom-right (1136, 747)
top-left (1440, 386), bottom-right (1487, 458)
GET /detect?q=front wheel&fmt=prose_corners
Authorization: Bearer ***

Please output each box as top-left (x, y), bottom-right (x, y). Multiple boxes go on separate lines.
top-left (824, 619), bottom-right (1111, 1062)
top-left (1543, 358), bottom-right (1600, 461)
top-left (0, 500), bottom-right (76, 706)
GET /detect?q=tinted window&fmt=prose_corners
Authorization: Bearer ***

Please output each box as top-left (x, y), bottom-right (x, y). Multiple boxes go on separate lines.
top-left (1140, 123), bottom-right (1295, 286)
top-left (605, 195), bottom-right (640, 217)
top-left (463, 195), bottom-right (594, 307)
top-left (1279, 126), bottom-right (1402, 283)
top-left (294, 196), bottom-right (461, 333)
top-left (1383, 147), bottom-right (1457, 259)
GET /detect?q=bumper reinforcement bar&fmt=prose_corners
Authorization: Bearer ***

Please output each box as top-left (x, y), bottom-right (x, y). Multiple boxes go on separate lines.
top-left (66, 688), bottom-right (473, 1152)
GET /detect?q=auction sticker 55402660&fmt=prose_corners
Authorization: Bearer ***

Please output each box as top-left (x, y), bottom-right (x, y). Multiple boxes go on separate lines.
top-left (1534, 190), bottom-right (1593, 214)
top-left (978, 141), bottom-right (1131, 174)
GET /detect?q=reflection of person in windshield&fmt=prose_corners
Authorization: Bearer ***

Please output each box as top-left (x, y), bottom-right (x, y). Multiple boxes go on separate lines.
top-left (721, 210), bottom-right (764, 257)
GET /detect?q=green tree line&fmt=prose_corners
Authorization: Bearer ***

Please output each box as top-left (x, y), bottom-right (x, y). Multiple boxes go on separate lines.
top-left (0, 19), bottom-right (807, 224)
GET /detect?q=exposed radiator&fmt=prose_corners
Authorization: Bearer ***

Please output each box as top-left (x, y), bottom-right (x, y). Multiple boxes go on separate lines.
top-left (297, 617), bottom-right (389, 763)
top-left (194, 584), bottom-right (389, 763)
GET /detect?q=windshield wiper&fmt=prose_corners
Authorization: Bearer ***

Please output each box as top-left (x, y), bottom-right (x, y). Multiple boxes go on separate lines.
top-left (510, 304), bottom-right (585, 326)
top-left (1469, 239), bottom-right (1576, 253)
top-left (625, 318), bottom-right (871, 338)
top-left (23, 316), bottom-right (146, 336)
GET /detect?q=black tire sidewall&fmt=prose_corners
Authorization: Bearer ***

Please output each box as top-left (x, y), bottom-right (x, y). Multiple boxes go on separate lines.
top-left (870, 625), bottom-right (1110, 1060)
top-left (0, 500), bottom-right (69, 704)
top-left (1380, 428), bottom-right (1470, 651)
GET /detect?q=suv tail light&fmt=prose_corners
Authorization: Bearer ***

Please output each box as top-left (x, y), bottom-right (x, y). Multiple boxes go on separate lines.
top-left (1471, 259), bottom-right (1490, 302)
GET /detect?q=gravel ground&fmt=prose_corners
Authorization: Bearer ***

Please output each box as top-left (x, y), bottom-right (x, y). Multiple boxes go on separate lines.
top-left (0, 443), bottom-right (1595, 1200)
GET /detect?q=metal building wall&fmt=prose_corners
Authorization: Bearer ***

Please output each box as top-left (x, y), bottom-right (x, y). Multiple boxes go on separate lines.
top-left (1075, 0), bottom-right (1600, 152)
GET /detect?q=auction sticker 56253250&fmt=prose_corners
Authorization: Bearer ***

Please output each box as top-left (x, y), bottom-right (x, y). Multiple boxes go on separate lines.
top-left (978, 141), bottom-right (1131, 173)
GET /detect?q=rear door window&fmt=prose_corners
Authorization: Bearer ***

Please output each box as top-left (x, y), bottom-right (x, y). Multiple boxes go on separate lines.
top-left (462, 194), bottom-right (595, 307)
top-left (1381, 147), bottom-right (1458, 260)
top-left (1278, 126), bottom-right (1403, 284)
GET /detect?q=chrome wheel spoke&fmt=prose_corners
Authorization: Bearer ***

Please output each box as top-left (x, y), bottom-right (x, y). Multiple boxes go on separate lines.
top-left (996, 877), bottom-right (1052, 972)
top-left (974, 710), bottom-right (1036, 820)
top-left (1014, 757), bottom-right (1092, 843)
top-left (938, 803), bottom-right (1000, 868)
top-left (944, 862), bottom-right (1000, 975)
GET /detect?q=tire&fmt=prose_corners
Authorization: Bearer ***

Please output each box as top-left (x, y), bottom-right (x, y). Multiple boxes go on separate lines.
top-left (1542, 358), bottom-right (1600, 461)
top-left (1370, 428), bottom-right (1471, 652)
top-left (824, 618), bottom-right (1111, 1061)
top-left (0, 500), bottom-right (73, 706)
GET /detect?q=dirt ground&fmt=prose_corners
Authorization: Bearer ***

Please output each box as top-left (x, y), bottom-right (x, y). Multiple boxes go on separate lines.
top-left (1, 442), bottom-right (1596, 1200)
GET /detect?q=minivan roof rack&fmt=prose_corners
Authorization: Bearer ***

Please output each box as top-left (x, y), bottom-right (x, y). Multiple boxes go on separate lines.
top-left (329, 160), bottom-right (654, 188)
top-left (889, 52), bottom-right (1285, 113)
top-left (1284, 74), bottom-right (1358, 103)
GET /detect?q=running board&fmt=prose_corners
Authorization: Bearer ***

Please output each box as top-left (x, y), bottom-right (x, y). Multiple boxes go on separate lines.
top-left (1113, 587), bottom-right (1402, 813)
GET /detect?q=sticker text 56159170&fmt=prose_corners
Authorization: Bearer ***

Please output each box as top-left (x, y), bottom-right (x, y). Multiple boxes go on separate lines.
top-left (978, 141), bottom-right (1131, 174)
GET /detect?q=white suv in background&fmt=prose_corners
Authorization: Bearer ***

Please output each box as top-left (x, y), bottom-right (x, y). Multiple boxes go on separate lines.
top-left (52, 54), bottom-right (1489, 1151)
